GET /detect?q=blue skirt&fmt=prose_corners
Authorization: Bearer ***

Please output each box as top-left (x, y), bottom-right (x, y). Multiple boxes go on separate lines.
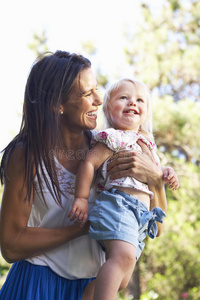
top-left (0, 261), bottom-right (95, 300)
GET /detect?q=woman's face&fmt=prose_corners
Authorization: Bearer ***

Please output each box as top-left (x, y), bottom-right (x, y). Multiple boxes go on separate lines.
top-left (61, 68), bottom-right (102, 132)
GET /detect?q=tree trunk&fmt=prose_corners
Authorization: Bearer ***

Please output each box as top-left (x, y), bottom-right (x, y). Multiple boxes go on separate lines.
top-left (126, 261), bottom-right (141, 299)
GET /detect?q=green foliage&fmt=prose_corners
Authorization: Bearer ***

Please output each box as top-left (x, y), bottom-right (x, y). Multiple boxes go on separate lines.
top-left (0, 256), bottom-right (10, 289)
top-left (28, 30), bottom-right (49, 56)
top-left (124, 0), bottom-right (200, 101)
top-left (139, 170), bottom-right (200, 299)
top-left (153, 97), bottom-right (200, 162)
top-left (81, 40), bottom-right (97, 55)
top-left (121, 1), bottom-right (200, 299)
top-left (118, 291), bottom-right (134, 300)
top-left (137, 100), bottom-right (200, 299)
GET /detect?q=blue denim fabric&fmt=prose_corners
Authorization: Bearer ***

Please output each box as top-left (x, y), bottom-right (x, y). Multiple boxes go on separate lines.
top-left (89, 189), bottom-right (166, 259)
top-left (140, 206), bottom-right (166, 239)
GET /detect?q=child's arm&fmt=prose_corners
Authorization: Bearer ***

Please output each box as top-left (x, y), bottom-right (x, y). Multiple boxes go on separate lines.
top-left (68, 142), bottom-right (113, 226)
top-left (162, 166), bottom-right (179, 191)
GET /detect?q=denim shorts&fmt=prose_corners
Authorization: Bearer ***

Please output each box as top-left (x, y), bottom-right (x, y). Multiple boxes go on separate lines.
top-left (89, 189), bottom-right (166, 260)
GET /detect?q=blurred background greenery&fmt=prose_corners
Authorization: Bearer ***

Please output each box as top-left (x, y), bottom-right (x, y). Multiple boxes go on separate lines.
top-left (0, 0), bottom-right (200, 299)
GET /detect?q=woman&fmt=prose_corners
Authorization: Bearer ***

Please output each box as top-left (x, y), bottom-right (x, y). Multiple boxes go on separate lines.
top-left (0, 51), bottom-right (178, 300)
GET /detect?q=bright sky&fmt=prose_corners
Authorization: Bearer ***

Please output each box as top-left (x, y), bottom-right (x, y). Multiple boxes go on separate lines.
top-left (0, 0), bottom-right (142, 151)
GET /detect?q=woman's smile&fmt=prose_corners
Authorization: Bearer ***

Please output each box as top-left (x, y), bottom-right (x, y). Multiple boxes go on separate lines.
top-left (86, 110), bottom-right (98, 119)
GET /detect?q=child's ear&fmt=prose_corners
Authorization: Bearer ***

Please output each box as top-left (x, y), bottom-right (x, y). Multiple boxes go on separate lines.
top-left (103, 106), bottom-right (110, 118)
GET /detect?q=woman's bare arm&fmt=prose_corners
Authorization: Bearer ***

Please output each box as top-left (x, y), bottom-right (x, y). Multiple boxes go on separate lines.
top-left (0, 148), bottom-right (89, 263)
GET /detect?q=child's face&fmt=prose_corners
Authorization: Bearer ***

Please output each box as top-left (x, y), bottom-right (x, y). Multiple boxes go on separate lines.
top-left (107, 81), bottom-right (148, 131)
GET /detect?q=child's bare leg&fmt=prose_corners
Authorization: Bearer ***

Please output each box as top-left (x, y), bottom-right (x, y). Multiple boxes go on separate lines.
top-left (119, 260), bottom-right (137, 292)
top-left (82, 279), bottom-right (95, 300)
top-left (93, 240), bottom-right (136, 300)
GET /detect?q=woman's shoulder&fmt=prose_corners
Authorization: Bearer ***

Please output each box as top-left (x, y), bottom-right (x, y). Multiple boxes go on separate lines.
top-left (2, 142), bottom-right (25, 167)
top-left (1, 142), bottom-right (34, 182)
top-left (0, 147), bottom-right (25, 186)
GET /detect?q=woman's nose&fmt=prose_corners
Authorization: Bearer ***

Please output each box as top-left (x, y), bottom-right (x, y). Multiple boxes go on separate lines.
top-left (94, 92), bottom-right (103, 106)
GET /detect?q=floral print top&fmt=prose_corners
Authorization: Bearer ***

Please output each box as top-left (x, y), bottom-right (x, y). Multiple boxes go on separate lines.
top-left (92, 128), bottom-right (160, 199)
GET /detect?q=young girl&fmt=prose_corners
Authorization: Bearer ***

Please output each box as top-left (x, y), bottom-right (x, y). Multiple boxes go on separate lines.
top-left (68, 78), bottom-right (176, 300)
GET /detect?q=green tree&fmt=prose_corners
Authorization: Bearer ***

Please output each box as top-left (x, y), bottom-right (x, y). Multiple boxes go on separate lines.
top-left (28, 30), bottom-right (49, 56)
top-left (138, 102), bottom-right (200, 300)
top-left (124, 0), bottom-right (200, 102)
top-left (119, 0), bottom-right (200, 299)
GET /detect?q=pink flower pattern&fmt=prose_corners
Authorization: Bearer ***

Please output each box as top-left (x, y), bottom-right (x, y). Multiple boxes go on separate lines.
top-left (93, 128), bottom-right (156, 152)
top-left (91, 129), bottom-right (160, 198)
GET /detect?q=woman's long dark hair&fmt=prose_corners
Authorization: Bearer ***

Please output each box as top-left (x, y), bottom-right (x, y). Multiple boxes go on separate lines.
top-left (0, 50), bottom-right (91, 205)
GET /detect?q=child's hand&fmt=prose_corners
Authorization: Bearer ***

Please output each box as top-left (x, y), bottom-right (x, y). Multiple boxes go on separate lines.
top-left (68, 198), bottom-right (88, 227)
top-left (162, 166), bottom-right (179, 191)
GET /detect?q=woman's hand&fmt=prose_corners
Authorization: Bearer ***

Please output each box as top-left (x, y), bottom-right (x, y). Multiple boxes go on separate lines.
top-left (107, 140), bottom-right (163, 188)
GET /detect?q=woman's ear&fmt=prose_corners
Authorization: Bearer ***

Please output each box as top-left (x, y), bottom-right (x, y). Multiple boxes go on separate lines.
top-left (52, 106), bottom-right (64, 115)
top-left (59, 105), bottom-right (64, 115)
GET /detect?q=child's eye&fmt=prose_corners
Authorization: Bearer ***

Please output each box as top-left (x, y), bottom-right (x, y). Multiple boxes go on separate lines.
top-left (120, 96), bottom-right (127, 100)
top-left (137, 98), bottom-right (144, 102)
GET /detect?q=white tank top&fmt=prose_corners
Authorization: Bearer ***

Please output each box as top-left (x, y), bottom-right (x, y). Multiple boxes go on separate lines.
top-left (26, 157), bottom-right (105, 279)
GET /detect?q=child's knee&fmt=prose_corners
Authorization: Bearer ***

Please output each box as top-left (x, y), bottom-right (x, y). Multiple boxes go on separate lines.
top-left (124, 250), bottom-right (136, 265)
top-left (118, 246), bottom-right (136, 269)
top-left (106, 240), bottom-right (137, 272)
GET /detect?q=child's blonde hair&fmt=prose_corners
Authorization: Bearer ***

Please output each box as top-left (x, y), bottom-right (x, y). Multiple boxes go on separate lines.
top-left (102, 78), bottom-right (154, 141)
